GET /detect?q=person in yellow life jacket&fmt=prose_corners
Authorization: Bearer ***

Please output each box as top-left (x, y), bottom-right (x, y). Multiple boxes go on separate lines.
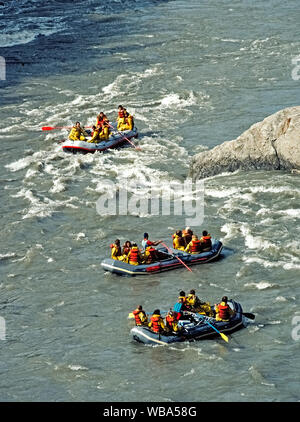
top-left (143, 245), bottom-right (159, 264)
top-left (132, 305), bottom-right (148, 326)
top-left (148, 309), bottom-right (166, 333)
top-left (165, 309), bottom-right (180, 332)
top-left (182, 227), bottom-right (193, 247)
top-left (127, 243), bottom-right (142, 266)
top-left (110, 239), bottom-right (124, 261)
top-left (99, 120), bottom-right (110, 140)
top-left (215, 296), bottom-right (235, 321)
top-left (184, 235), bottom-right (201, 254)
top-left (68, 122), bottom-right (87, 141)
top-left (117, 105), bottom-right (125, 130)
top-left (199, 230), bottom-right (212, 252)
top-left (186, 289), bottom-right (214, 316)
top-left (118, 109), bottom-right (134, 131)
top-left (172, 230), bottom-right (185, 251)
top-left (88, 124), bottom-right (102, 143)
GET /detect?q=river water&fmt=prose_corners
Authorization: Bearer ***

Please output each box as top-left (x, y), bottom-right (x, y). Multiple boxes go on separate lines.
top-left (0, 0), bottom-right (299, 402)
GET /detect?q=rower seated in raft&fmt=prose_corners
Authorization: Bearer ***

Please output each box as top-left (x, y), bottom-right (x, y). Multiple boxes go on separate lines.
top-left (88, 121), bottom-right (111, 143)
top-left (148, 309), bottom-right (166, 334)
top-left (68, 121), bottom-right (88, 141)
top-left (172, 230), bottom-right (185, 251)
top-left (185, 289), bottom-right (213, 317)
top-left (215, 296), bottom-right (235, 321)
top-left (110, 239), bottom-right (125, 261)
top-left (184, 230), bottom-right (212, 254)
top-left (127, 243), bottom-right (143, 265)
top-left (132, 305), bottom-right (148, 326)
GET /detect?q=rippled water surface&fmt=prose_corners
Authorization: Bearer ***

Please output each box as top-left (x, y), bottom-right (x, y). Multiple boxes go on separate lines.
top-left (0, 0), bottom-right (300, 402)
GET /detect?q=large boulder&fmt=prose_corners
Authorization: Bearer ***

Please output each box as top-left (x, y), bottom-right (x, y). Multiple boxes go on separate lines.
top-left (189, 106), bottom-right (300, 180)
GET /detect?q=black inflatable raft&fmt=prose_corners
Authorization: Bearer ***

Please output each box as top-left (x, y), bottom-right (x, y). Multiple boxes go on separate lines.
top-left (131, 300), bottom-right (245, 345)
top-left (101, 239), bottom-right (223, 276)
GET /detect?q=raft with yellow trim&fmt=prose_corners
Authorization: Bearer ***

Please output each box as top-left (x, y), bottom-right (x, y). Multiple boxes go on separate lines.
top-left (131, 300), bottom-right (246, 345)
top-left (101, 240), bottom-right (223, 276)
top-left (61, 126), bottom-right (138, 154)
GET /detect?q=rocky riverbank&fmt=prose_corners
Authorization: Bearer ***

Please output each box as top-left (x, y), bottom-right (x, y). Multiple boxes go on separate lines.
top-left (189, 106), bottom-right (300, 180)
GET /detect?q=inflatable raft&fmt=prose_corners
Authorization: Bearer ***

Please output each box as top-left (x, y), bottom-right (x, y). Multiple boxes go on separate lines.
top-left (61, 127), bottom-right (138, 154)
top-left (101, 239), bottom-right (223, 276)
top-left (131, 300), bottom-right (246, 345)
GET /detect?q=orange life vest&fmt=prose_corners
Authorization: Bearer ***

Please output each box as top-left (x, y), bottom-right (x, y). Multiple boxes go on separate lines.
top-left (200, 235), bottom-right (212, 249)
top-left (150, 315), bottom-right (162, 333)
top-left (218, 303), bottom-right (230, 320)
top-left (118, 110), bottom-right (125, 118)
top-left (133, 309), bottom-right (144, 326)
top-left (166, 314), bottom-right (175, 329)
top-left (128, 247), bottom-right (139, 263)
top-left (190, 240), bottom-right (201, 253)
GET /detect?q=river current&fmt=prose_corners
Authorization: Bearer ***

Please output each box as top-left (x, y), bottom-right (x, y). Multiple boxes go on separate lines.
top-left (0, 0), bottom-right (300, 402)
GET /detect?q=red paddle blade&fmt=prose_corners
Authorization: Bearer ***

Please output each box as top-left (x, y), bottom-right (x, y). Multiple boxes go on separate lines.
top-left (42, 126), bottom-right (55, 131)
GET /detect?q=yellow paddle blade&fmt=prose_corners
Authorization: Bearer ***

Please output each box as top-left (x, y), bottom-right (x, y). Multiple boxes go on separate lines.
top-left (220, 332), bottom-right (229, 343)
top-left (128, 313), bottom-right (134, 319)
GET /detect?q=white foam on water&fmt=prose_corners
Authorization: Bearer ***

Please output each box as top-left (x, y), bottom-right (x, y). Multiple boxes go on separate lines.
top-left (67, 365), bottom-right (88, 371)
top-left (240, 224), bottom-right (277, 251)
top-left (244, 281), bottom-right (275, 290)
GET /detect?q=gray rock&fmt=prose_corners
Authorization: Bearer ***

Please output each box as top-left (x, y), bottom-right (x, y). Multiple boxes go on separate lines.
top-left (189, 106), bottom-right (300, 180)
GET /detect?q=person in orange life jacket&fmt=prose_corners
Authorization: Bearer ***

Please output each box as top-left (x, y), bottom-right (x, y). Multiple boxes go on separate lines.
top-left (182, 226), bottom-right (193, 247)
top-left (165, 309), bottom-right (180, 332)
top-left (172, 230), bottom-right (185, 251)
top-left (128, 243), bottom-right (142, 266)
top-left (215, 296), bottom-right (235, 321)
top-left (132, 305), bottom-right (148, 326)
top-left (141, 233), bottom-right (162, 252)
top-left (184, 234), bottom-right (201, 254)
top-left (199, 230), bottom-right (212, 251)
top-left (96, 111), bottom-right (108, 127)
top-left (148, 309), bottom-right (166, 333)
top-left (110, 239), bottom-right (123, 260)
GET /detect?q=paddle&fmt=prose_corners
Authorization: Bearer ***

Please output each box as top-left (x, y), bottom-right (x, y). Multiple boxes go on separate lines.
top-left (196, 314), bottom-right (229, 343)
top-left (41, 126), bottom-right (92, 131)
top-left (108, 123), bottom-right (141, 151)
top-left (239, 312), bottom-right (255, 320)
top-left (161, 242), bottom-right (193, 272)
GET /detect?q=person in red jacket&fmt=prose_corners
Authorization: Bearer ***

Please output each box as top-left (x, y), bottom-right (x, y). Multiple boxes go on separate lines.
top-left (215, 296), bottom-right (235, 321)
top-left (148, 310), bottom-right (166, 333)
top-left (132, 305), bottom-right (148, 326)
